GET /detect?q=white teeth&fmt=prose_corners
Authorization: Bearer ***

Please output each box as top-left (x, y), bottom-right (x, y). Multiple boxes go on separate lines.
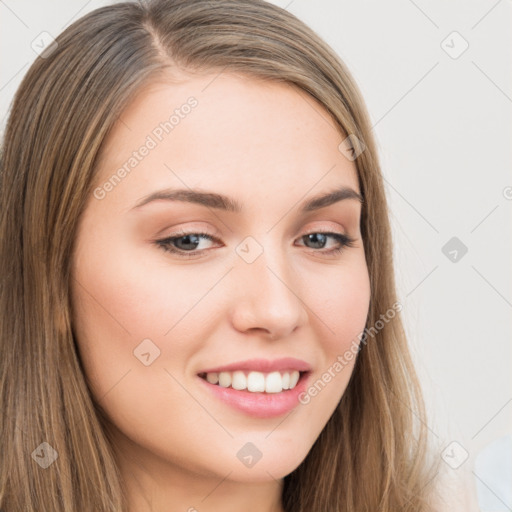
top-left (206, 372), bottom-right (219, 384)
top-left (202, 369), bottom-right (302, 393)
top-left (218, 372), bottom-right (231, 387)
top-left (247, 371), bottom-right (265, 392)
top-left (231, 371), bottom-right (247, 390)
top-left (265, 371), bottom-right (282, 393)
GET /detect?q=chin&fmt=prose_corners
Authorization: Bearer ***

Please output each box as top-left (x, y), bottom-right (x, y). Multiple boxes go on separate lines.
top-left (226, 455), bottom-right (307, 483)
top-left (221, 434), bottom-right (313, 482)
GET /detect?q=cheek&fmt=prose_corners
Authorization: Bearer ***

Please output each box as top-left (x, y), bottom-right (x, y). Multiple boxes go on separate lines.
top-left (70, 227), bottom-right (244, 426)
top-left (69, 238), bottom-right (221, 466)
top-left (288, 255), bottom-right (370, 433)
top-left (71, 224), bottom-right (214, 343)
top-left (308, 255), bottom-right (371, 356)
top-left (69, 228), bottom-right (204, 398)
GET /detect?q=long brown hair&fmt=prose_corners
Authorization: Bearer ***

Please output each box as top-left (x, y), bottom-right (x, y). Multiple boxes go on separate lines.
top-left (0, 0), bottom-right (441, 509)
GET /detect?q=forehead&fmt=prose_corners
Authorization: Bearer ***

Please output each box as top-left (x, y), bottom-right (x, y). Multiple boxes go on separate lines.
top-left (93, 71), bottom-right (360, 207)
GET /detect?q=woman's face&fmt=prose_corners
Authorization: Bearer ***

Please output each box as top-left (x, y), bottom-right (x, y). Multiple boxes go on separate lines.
top-left (71, 72), bottom-right (370, 486)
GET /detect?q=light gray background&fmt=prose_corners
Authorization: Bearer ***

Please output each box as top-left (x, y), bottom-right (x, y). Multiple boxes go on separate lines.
top-left (1, 0), bottom-right (511, 509)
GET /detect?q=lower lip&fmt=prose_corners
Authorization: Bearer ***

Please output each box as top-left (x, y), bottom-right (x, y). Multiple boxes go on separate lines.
top-left (197, 373), bottom-right (311, 419)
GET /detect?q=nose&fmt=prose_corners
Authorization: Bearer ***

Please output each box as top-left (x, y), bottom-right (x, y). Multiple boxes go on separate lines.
top-left (229, 244), bottom-right (308, 340)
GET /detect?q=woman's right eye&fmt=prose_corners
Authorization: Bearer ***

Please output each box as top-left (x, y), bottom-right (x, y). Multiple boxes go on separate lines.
top-left (155, 231), bottom-right (219, 258)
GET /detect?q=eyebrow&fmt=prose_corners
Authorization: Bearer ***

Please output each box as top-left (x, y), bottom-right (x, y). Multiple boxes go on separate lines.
top-left (131, 185), bottom-right (364, 213)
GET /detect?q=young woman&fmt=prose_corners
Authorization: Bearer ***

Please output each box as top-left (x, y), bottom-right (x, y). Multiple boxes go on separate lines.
top-left (0, 0), bottom-right (445, 510)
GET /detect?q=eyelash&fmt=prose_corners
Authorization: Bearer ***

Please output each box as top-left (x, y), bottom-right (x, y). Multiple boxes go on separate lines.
top-left (155, 229), bottom-right (357, 259)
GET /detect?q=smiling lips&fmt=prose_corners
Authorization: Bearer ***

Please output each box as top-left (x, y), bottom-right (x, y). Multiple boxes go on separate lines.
top-left (197, 357), bottom-right (311, 395)
top-left (200, 369), bottom-right (302, 393)
top-left (197, 358), bottom-right (312, 418)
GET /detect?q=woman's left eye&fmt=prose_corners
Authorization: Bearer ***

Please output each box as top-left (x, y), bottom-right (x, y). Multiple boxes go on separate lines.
top-left (296, 232), bottom-right (357, 255)
top-left (155, 230), bottom-right (356, 259)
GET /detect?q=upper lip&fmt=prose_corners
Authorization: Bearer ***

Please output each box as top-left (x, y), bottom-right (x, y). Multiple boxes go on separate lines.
top-left (198, 357), bottom-right (312, 374)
